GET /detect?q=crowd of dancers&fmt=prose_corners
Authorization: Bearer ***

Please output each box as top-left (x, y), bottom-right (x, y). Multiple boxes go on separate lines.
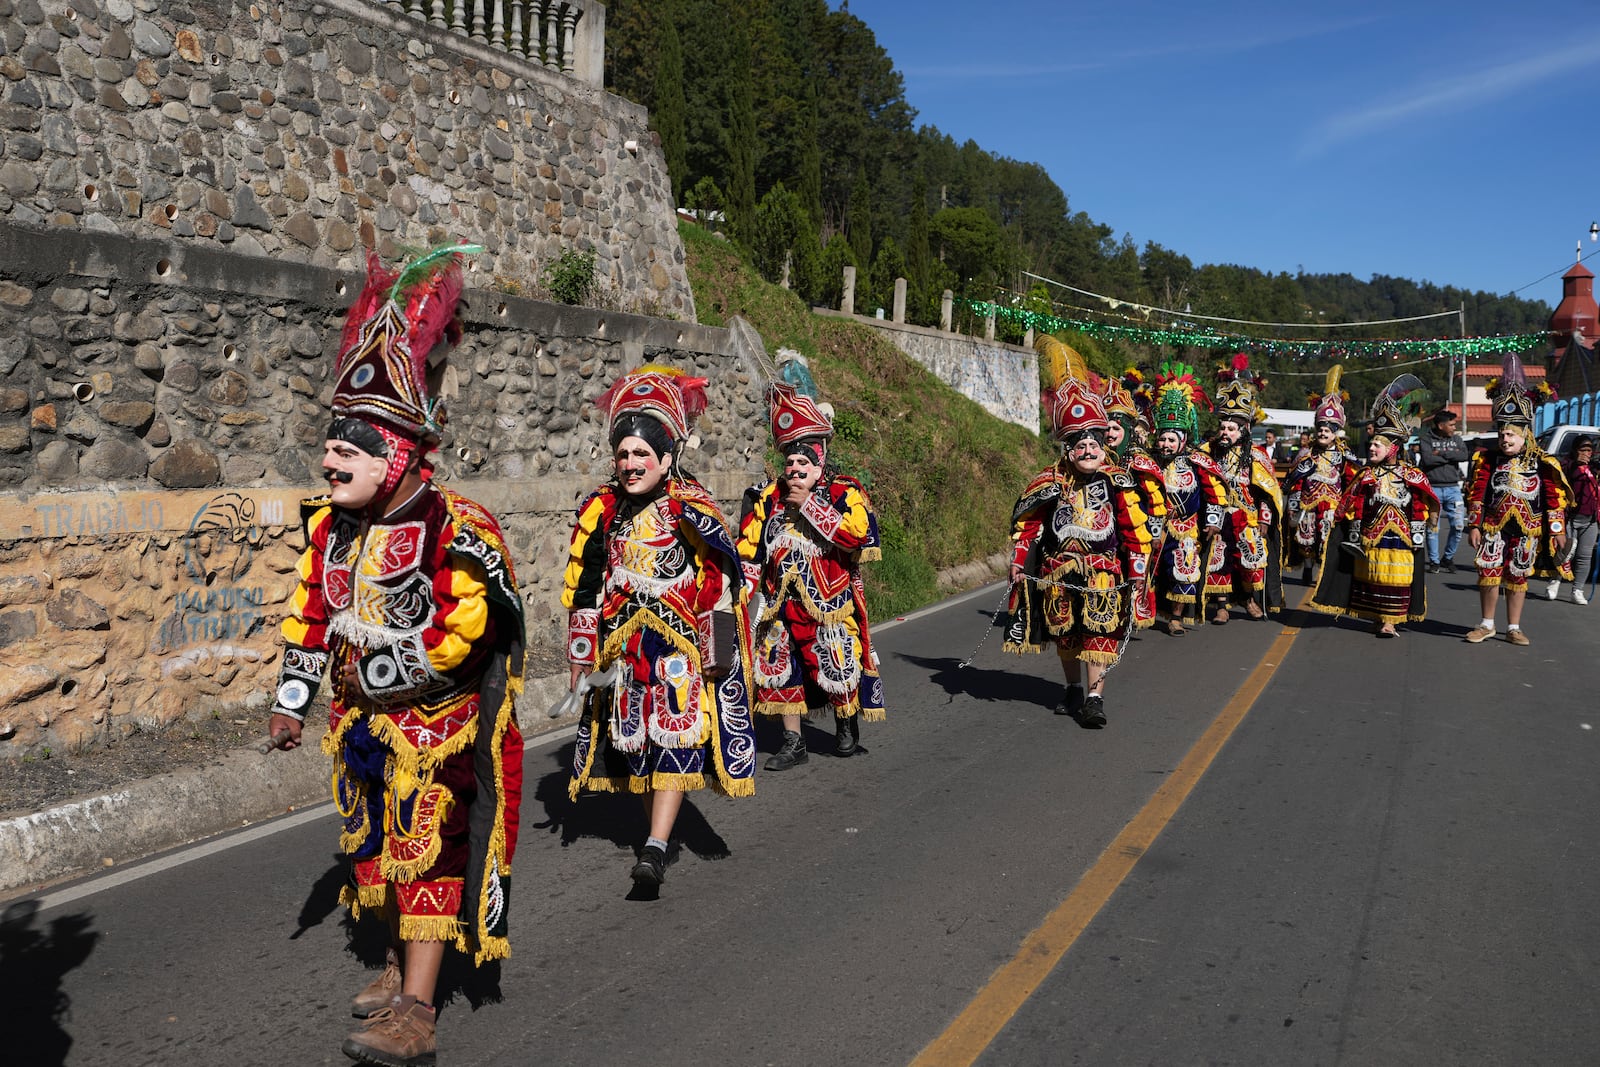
top-left (258, 246), bottom-right (1574, 1065)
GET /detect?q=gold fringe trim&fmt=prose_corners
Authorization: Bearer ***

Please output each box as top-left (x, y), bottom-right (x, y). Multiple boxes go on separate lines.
top-left (397, 914), bottom-right (463, 944)
top-left (756, 699), bottom-right (809, 717)
top-left (365, 707), bottom-right (479, 774)
top-left (599, 607), bottom-right (701, 668)
top-left (770, 568), bottom-right (859, 624)
top-left (1003, 639), bottom-right (1044, 655)
top-left (381, 823), bottom-right (447, 882)
top-left (859, 548), bottom-right (883, 563)
top-left (1078, 649), bottom-right (1121, 666)
top-left (468, 935), bottom-right (511, 966)
top-left (341, 882), bottom-right (391, 921)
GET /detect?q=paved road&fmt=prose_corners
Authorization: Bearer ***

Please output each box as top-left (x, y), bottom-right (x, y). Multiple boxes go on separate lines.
top-left (7, 570), bottom-right (1598, 1066)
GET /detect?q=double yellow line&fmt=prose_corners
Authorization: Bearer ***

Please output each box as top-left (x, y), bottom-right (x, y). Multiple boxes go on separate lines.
top-left (911, 613), bottom-right (1305, 1067)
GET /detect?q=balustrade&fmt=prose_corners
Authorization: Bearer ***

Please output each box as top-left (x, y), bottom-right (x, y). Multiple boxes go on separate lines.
top-left (379, 0), bottom-right (604, 86)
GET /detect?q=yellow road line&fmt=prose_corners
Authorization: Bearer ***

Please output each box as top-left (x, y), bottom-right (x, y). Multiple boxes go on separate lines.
top-left (910, 611), bottom-right (1307, 1067)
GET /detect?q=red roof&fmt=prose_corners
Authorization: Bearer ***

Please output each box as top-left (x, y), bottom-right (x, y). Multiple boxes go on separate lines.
top-left (1463, 364), bottom-right (1545, 379)
top-left (1445, 402), bottom-right (1494, 423)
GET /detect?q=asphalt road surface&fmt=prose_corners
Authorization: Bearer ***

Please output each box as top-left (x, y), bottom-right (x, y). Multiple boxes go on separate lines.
top-left (7, 569), bottom-right (1598, 1066)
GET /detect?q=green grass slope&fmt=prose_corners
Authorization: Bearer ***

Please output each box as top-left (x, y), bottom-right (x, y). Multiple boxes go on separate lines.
top-left (681, 222), bottom-right (1053, 619)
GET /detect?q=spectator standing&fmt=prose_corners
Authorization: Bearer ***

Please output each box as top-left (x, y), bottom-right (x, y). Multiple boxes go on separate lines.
top-left (1417, 409), bottom-right (1470, 573)
top-left (1548, 436), bottom-right (1599, 604)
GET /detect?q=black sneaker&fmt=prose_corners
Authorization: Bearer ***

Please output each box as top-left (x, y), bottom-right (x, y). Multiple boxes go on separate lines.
top-left (1441, 562), bottom-right (1457, 574)
top-left (631, 844), bottom-right (667, 886)
top-left (1425, 563), bottom-right (1440, 573)
top-left (1079, 695), bottom-right (1107, 728)
top-left (764, 730), bottom-right (809, 771)
top-left (1055, 686), bottom-right (1085, 716)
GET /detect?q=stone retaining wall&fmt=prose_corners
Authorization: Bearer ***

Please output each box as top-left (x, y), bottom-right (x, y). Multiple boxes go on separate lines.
top-left (0, 0), bottom-right (692, 317)
top-left (0, 221), bottom-right (767, 761)
top-left (815, 310), bottom-right (1039, 434)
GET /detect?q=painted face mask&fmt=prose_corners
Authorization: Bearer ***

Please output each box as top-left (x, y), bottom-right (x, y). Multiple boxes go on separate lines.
top-left (614, 435), bottom-right (671, 497)
top-left (1155, 431), bottom-right (1185, 459)
top-left (1063, 430), bottom-right (1106, 473)
top-left (322, 439), bottom-right (389, 510)
top-left (783, 443), bottom-right (825, 492)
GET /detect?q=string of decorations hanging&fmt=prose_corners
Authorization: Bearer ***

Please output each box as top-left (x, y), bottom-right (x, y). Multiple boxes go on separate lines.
top-left (960, 298), bottom-right (1549, 360)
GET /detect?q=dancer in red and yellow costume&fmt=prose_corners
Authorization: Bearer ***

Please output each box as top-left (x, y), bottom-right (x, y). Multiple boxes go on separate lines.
top-left (267, 246), bottom-right (526, 1067)
top-left (1149, 363), bottom-right (1228, 634)
top-left (1462, 355), bottom-right (1572, 646)
top-left (1097, 367), bottom-right (1168, 629)
top-left (563, 366), bottom-right (758, 890)
top-left (1005, 339), bottom-right (1154, 727)
top-left (1201, 354), bottom-right (1284, 622)
top-left (738, 363), bottom-right (884, 770)
top-left (1309, 376), bottom-right (1438, 636)
top-left (1282, 365), bottom-right (1360, 584)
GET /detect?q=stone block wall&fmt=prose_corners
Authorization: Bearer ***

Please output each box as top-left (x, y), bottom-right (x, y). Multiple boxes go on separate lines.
top-left (0, 222), bottom-right (767, 761)
top-left (816, 310), bottom-right (1040, 434)
top-left (0, 0), bottom-right (693, 317)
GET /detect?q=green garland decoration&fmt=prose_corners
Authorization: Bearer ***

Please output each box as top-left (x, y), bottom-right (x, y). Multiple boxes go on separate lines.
top-left (962, 299), bottom-right (1548, 360)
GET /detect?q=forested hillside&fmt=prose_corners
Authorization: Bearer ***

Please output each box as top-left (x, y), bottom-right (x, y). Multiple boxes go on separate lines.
top-left (606, 0), bottom-right (1552, 419)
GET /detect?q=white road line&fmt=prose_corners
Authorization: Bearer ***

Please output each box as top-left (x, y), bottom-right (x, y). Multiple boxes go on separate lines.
top-left (25, 580), bottom-right (1002, 913)
top-left (27, 722), bottom-right (581, 914)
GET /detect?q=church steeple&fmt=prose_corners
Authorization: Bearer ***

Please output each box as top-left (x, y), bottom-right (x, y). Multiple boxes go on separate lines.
top-left (1549, 260), bottom-right (1598, 347)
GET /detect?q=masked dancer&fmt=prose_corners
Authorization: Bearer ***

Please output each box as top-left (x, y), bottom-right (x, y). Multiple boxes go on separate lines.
top-left (1283, 365), bottom-right (1359, 585)
top-left (1202, 354), bottom-right (1284, 622)
top-left (563, 366), bottom-right (758, 890)
top-left (267, 247), bottom-right (526, 1067)
top-left (1463, 356), bottom-right (1571, 646)
top-left (738, 361), bottom-right (885, 769)
top-left (1309, 376), bottom-right (1438, 636)
top-left (1149, 363), bottom-right (1227, 635)
top-left (1005, 338), bottom-right (1154, 727)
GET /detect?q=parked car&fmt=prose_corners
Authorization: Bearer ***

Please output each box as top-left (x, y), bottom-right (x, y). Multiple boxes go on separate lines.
top-left (1537, 424), bottom-right (1600, 458)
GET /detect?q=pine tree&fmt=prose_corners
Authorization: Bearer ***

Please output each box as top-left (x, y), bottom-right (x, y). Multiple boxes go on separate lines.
top-left (906, 172), bottom-right (931, 293)
top-left (653, 2), bottom-right (689, 205)
top-left (848, 167), bottom-right (872, 272)
top-left (724, 12), bottom-right (758, 245)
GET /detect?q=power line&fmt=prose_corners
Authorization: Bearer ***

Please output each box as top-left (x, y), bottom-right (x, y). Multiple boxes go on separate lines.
top-left (1509, 248), bottom-right (1600, 296)
top-left (1019, 271), bottom-right (1460, 330)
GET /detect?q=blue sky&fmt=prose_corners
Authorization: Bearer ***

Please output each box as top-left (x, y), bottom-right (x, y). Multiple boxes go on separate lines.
top-left (848, 0), bottom-right (1600, 308)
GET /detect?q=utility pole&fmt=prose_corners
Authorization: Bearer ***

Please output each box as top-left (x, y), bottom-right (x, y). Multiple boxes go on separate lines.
top-left (1457, 302), bottom-right (1468, 433)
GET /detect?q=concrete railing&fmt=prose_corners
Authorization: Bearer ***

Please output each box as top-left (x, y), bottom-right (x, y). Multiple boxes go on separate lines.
top-left (381, 0), bottom-right (607, 88)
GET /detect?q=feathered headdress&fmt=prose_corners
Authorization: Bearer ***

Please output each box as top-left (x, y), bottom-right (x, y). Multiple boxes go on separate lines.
top-left (1305, 364), bottom-right (1349, 428)
top-left (768, 354), bottom-right (834, 447)
top-left (1369, 373), bottom-right (1429, 442)
top-left (1037, 335), bottom-right (1108, 439)
top-left (1152, 361), bottom-right (1210, 438)
top-left (332, 244), bottom-right (480, 445)
top-left (1484, 352), bottom-right (1555, 427)
top-left (595, 364), bottom-right (709, 445)
top-left (1214, 353), bottom-right (1264, 426)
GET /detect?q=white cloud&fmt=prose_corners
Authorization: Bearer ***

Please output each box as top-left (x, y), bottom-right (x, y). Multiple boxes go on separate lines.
top-left (1302, 36), bottom-right (1600, 157)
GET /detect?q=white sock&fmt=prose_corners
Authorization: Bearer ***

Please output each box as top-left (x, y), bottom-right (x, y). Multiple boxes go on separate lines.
top-left (1479, 618), bottom-right (1495, 631)
top-left (646, 836), bottom-right (669, 853)
top-left (1506, 624), bottom-right (1521, 632)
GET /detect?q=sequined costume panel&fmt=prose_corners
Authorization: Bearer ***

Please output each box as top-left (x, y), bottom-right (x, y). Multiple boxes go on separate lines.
top-left (1155, 451), bottom-right (1227, 606)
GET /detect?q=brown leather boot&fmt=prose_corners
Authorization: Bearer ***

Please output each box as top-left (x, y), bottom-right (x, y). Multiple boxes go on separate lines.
top-left (351, 948), bottom-right (403, 1018)
top-left (342, 994), bottom-right (436, 1066)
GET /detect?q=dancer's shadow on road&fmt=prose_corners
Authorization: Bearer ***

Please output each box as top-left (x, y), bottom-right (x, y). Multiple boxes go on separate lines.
top-left (895, 651), bottom-right (1064, 712)
top-left (0, 900), bottom-right (99, 1067)
top-left (529, 741), bottom-right (731, 864)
